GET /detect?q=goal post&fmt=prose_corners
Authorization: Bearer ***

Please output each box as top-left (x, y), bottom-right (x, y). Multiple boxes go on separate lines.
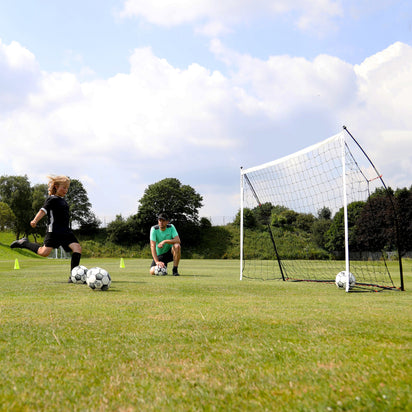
top-left (240, 127), bottom-right (404, 291)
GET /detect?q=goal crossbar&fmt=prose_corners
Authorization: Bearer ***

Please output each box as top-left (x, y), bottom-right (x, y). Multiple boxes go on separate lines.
top-left (241, 133), bottom-right (341, 176)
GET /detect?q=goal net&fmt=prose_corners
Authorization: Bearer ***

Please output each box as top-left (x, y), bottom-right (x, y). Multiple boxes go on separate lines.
top-left (48, 246), bottom-right (71, 259)
top-left (240, 128), bottom-right (404, 291)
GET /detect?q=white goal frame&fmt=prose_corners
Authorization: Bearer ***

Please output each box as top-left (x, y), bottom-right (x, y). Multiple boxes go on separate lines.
top-left (240, 127), bottom-right (404, 292)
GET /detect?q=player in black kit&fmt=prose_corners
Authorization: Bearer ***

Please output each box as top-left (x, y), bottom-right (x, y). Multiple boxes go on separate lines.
top-left (10, 175), bottom-right (82, 282)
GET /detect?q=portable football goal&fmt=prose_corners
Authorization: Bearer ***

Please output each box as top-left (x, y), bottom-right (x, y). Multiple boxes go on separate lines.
top-left (240, 127), bottom-right (404, 292)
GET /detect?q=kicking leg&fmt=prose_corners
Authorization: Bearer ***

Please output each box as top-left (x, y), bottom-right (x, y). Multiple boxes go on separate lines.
top-left (10, 238), bottom-right (50, 255)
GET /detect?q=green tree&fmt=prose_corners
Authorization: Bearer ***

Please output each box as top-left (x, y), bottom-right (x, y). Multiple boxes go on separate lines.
top-left (132, 178), bottom-right (203, 246)
top-left (233, 208), bottom-right (257, 229)
top-left (311, 207), bottom-right (332, 249)
top-left (272, 208), bottom-right (298, 229)
top-left (31, 183), bottom-right (48, 240)
top-left (252, 202), bottom-right (273, 227)
top-left (311, 215), bottom-right (330, 248)
top-left (106, 214), bottom-right (138, 246)
top-left (66, 179), bottom-right (101, 232)
top-left (0, 175), bottom-right (32, 238)
top-left (394, 186), bottom-right (412, 254)
top-left (0, 201), bottom-right (16, 231)
top-left (295, 213), bottom-right (315, 232)
top-left (137, 178), bottom-right (203, 224)
top-left (200, 217), bottom-right (212, 229)
top-left (355, 190), bottom-right (394, 252)
top-left (325, 201), bottom-right (365, 252)
top-left (317, 207), bottom-right (332, 220)
top-left (311, 218), bottom-right (332, 249)
top-left (356, 186), bottom-right (412, 255)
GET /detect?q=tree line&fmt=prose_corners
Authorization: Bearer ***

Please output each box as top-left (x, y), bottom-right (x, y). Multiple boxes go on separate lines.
top-left (1, 174), bottom-right (411, 259)
top-left (235, 186), bottom-right (412, 258)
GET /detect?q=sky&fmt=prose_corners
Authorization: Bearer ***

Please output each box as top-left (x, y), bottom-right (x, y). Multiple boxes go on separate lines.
top-left (0, 0), bottom-right (411, 225)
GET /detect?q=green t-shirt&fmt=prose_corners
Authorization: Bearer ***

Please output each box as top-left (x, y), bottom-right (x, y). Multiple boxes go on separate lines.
top-left (150, 224), bottom-right (179, 256)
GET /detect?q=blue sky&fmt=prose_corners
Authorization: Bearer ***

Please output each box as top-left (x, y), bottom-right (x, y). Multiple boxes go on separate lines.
top-left (1, 1), bottom-right (410, 75)
top-left (0, 0), bottom-right (411, 223)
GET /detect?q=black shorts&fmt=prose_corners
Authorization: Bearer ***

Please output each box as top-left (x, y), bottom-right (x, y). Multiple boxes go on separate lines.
top-left (43, 232), bottom-right (79, 252)
top-left (150, 249), bottom-right (174, 267)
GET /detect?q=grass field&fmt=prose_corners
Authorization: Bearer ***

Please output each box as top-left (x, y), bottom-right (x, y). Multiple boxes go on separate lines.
top-left (0, 241), bottom-right (411, 411)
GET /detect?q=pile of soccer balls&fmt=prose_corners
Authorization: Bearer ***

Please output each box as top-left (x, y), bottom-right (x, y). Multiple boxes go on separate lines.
top-left (70, 265), bottom-right (111, 291)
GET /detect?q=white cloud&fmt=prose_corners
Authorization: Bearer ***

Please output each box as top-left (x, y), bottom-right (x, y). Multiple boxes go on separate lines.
top-left (347, 42), bottom-right (412, 188)
top-left (119, 0), bottom-right (343, 35)
top-left (354, 42), bottom-right (412, 124)
top-left (120, 0), bottom-right (210, 26)
top-left (0, 39), bottom-right (37, 69)
top-left (194, 20), bottom-right (232, 37)
top-left (211, 38), bottom-right (356, 119)
top-left (0, 38), bottom-right (411, 219)
top-left (294, 0), bottom-right (343, 31)
top-left (0, 39), bottom-right (40, 110)
top-left (0, 41), bottom-right (243, 216)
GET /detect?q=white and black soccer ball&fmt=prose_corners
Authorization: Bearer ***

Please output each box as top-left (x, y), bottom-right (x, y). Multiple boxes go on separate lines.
top-left (86, 267), bottom-right (111, 290)
top-left (154, 265), bottom-right (167, 276)
top-left (70, 265), bottom-right (88, 284)
top-left (335, 271), bottom-right (356, 289)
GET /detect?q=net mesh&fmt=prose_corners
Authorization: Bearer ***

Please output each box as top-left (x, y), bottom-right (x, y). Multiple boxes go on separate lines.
top-left (241, 131), bottom-right (399, 290)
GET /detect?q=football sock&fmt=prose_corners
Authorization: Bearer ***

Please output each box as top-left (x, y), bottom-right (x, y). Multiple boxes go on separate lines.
top-left (23, 240), bottom-right (41, 254)
top-left (173, 266), bottom-right (178, 274)
top-left (71, 252), bottom-right (81, 271)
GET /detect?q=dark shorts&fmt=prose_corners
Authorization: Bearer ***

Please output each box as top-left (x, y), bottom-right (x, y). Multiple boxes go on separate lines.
top-left (150, 249), bottom-right (174, 267)
top-left (43, 232), bottom-right (79, 252)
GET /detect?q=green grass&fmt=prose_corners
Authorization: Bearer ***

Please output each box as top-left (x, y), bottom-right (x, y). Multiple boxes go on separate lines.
top-left (0, 246), bottom-right (411, 410)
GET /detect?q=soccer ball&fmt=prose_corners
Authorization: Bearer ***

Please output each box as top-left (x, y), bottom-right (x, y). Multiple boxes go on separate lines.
top-left (86, 267), bottom-right (111, 290)
top-left (70, 265), bottom-right (88, 284)
top-left (154, 265), bottom-right (167, 276)
top-left (335, 271), bottom-right (356, 289)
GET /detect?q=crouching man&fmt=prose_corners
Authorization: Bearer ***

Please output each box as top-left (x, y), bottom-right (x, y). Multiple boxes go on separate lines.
top-left (149, 213), bottom-right (181, 276)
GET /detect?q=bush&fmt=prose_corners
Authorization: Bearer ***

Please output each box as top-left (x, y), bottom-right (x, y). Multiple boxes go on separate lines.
top-left (81, 240), bottom-right (150, 259)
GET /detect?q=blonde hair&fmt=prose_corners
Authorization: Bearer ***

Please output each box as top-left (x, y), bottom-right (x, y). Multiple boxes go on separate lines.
top-left (47, 175), bottom-right (70, 195)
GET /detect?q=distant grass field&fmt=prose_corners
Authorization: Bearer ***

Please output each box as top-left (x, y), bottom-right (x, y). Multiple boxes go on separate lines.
top-left (0, 236), bottom-right (411, 411)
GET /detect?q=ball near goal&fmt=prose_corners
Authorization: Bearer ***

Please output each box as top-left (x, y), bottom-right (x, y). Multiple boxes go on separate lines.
top-left (335, 271), bottom-right (356, 289)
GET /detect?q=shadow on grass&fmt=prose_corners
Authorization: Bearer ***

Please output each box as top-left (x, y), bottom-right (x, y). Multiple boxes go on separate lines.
top-left (110, 280), bottom-right (147, 284)
top-left (350, 285), bottom-right (401, 293)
